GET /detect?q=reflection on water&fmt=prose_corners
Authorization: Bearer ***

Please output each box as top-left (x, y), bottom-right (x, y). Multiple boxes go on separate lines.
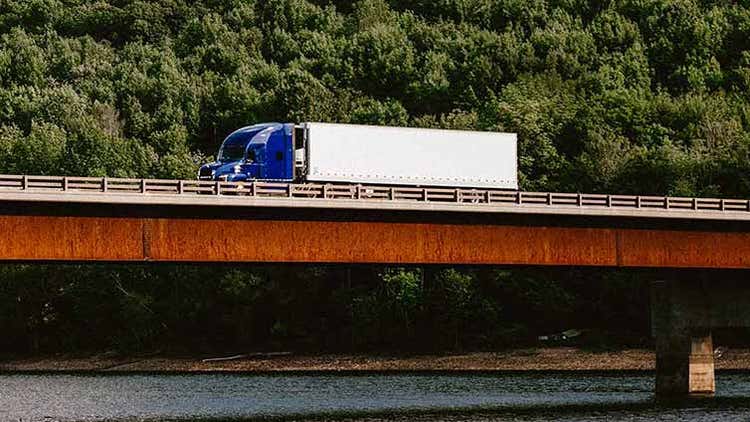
top-left (1, 372), bottom-right (749, 421)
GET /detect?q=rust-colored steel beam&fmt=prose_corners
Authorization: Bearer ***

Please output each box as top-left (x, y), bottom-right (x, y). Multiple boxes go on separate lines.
top-left (1, 215), bottom-right (750, 268)
top-left (0, 216), bottom-right (144, 261)
top-left (618, 229), bottom-right (750, 268)
top-left (147, 219), bottom-right (617, 266)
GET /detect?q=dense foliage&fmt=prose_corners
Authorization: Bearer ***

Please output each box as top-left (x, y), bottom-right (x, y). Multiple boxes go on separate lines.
top-left (2, 0), bottom-right (750, 355)
top-left (1, 264), bottom-right (653, 354)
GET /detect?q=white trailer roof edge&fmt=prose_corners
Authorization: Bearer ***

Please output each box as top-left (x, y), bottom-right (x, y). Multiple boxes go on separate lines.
top-left (303, 122), bottom-right (514, 137)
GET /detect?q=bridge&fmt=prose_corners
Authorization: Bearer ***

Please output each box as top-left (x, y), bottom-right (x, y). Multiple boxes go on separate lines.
top-left (2, 174), bottom-right (750, 397)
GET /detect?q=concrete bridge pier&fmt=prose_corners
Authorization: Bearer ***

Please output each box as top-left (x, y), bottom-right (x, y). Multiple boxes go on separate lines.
top-left (653, 326), bottom-right (715, 397)
top-left (651, 280), bottom-right (716, 397)
top-left (651, 277), bottom-right (750, 397)
top-left (651, 281), bottom-right (716, 397)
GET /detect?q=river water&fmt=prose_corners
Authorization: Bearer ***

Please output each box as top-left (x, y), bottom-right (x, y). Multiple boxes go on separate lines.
top-left (2, 372), bottom-right (750, 421)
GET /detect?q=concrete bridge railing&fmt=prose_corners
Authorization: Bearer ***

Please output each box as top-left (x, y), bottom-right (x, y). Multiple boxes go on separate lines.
top-left (3, 174), bottom-right (750, 221)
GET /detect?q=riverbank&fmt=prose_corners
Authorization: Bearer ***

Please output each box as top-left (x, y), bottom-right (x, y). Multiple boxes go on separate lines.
top-left (3, 347), bottom-right (750, 372)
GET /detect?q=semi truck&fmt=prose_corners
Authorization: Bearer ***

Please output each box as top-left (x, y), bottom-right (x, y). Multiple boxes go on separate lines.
top-left (198, 122), bottom-right (518, 189)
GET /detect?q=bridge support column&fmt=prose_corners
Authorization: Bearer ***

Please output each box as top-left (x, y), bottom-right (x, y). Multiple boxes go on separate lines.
top-left (651, 280), bottom-right (715, 397)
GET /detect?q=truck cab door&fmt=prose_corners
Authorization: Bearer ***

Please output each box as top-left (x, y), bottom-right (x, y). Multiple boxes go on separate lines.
top-left (245, 147), bottom-right (265, 179)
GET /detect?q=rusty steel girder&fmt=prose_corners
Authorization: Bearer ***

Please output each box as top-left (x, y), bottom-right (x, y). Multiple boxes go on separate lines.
top-left (1, 215), bottom-right (750, 268)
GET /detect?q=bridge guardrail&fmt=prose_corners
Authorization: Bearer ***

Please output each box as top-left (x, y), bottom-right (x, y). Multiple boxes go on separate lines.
top-left (1, 174), bottom-right (749, 214)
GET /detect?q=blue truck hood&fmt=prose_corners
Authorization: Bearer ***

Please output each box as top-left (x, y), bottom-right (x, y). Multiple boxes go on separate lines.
top-left (198, 161), bottom-right (246, 181)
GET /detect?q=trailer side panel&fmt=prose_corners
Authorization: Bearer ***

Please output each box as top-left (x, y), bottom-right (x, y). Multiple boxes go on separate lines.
top-left (305, 123), bottom-right (518, 189)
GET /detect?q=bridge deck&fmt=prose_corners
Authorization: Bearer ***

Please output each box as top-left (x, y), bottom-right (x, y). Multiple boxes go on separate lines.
top-left (1, 174), bottom-right (750, 221)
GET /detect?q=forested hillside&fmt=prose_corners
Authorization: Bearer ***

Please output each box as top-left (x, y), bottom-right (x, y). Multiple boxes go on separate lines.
top-left (2, 0), bottom-right (750, 355)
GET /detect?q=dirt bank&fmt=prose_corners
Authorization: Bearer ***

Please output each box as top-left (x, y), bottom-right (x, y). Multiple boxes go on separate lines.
top-left (3, 347), bottom-right (750, 372)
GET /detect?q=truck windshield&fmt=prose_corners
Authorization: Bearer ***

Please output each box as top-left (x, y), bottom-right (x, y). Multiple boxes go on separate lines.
top-left (218, 144), bottom-right (245, 161)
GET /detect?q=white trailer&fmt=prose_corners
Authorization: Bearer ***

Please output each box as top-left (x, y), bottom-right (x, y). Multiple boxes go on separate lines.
top-left (299, 123), bottom-right (518, 189)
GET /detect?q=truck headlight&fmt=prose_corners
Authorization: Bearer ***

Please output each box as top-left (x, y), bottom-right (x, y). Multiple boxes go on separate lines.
top-left (233, 164), bottom-right (241, 173)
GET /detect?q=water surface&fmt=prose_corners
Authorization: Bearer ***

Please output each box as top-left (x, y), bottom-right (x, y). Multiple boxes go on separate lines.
top-left (2, 372), bottom-right (749, 421)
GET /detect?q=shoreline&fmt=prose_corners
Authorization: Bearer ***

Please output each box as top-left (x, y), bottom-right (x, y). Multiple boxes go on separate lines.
top-left (4, 347), bottom-right (750, 373)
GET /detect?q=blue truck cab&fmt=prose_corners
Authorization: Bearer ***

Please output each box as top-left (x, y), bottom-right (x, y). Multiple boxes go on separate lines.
top-left (198, 123), bottom-right (302, 182)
